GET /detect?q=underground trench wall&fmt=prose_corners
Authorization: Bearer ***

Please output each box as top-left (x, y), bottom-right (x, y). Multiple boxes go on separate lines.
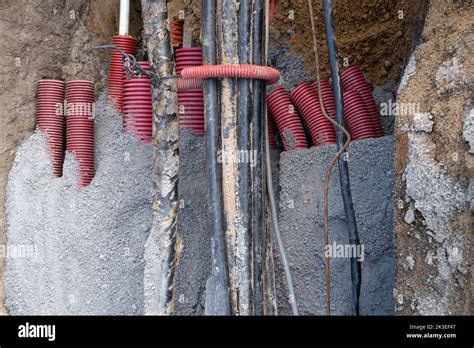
top-left (1, 0), bottom-right (427, 313)
top-left (393, 0), bottom-right (473, 315)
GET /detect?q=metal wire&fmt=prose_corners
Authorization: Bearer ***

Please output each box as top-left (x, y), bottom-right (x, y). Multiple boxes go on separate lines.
top-left (89, 44), bottom-right (181, 84)
top-left (307, 0), bottom-right (353, 316)
top-left (322, 0), bottom-right (362, 316)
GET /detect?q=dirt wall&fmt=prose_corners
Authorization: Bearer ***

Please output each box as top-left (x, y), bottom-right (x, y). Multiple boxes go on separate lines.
top-left (271, 0), bottom-right (427, 86)
top-left (394, 0), bottom-right (473, 315)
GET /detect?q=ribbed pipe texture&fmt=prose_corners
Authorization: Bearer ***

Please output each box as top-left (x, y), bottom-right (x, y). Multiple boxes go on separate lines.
top-left (123, 61), bottom-right (153, 143)
top-left (290, 82), bottom-right (336, 146)
top-left (66, 80), bottom-right (95, 187)
top-left (36, 79), bottom-right (65, 177)
top-left (107, 35), bottom-right (137, 112)
top-left (176, 47), bottom-right (204, 135)
top-left (181, 64), bottom-right (281, 84)
top-left (267, 85), bottom-right (308, 151)
top-left (341, 65), bottom-right (384, 137)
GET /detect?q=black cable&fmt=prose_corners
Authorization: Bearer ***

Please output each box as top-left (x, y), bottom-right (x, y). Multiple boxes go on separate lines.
top-left (202, 0), bottom-right (231, 315)
top-left (264, 0), bottom-right (299, 316)
top-left (251, 0), bottom-right (264, 315)
top-left (323, 0), bottom-right (362, 315)
top-left (237, 0), bottom-right (252, 313)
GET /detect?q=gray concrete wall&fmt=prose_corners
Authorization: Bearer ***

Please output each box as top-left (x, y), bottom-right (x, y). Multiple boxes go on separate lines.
top-left (173, 131), bottom-right (211, 315)
top-left (276, 136), bottom-right (395, 315)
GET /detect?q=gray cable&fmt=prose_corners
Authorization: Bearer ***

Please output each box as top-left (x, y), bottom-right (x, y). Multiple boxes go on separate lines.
top-left (264, 0), bottom-right (299, 316)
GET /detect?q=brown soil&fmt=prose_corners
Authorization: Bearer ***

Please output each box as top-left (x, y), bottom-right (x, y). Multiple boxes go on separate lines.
top-left (271, 0), bottom-right (427, 85)
top-left (394, 0), bottom-right (473, 314)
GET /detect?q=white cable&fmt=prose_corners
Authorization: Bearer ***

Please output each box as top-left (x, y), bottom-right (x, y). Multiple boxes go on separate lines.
top-left (119, 0), bottom-right (130, 36)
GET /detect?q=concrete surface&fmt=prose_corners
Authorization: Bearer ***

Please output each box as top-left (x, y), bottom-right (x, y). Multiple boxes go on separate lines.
top-left (276, 136), bottom-right (396, 315)
top-left (5, 95), bottom-right (152, 314)
top-left (173, 131), bottom-right (211, 315)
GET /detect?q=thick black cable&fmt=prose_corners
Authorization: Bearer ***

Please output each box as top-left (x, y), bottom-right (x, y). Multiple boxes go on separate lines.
top-left (237, 0), bottom-right (252, 314)
top-left (202, 0), bottom-right (231, 315)
top-left (323, 0), bottom-right (362, 315)
top-left (251, 0), bottom-right (264, 315)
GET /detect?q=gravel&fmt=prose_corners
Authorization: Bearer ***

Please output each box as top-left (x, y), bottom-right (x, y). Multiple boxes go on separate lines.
top-left (5, 94), bottom-right (153, 315)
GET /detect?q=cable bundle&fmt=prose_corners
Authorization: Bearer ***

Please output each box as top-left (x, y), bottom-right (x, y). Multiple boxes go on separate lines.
top-left (122, 61), bottom-right (153, 143)
top-left (290, 82), bottom-right (336, 146)
top-left (107, 35), bottom-right (137, 112)
top-left (66, 80), bottom-right (95, 187)
top-left (341, 66), bottom-right (384, 137)
top-left (36, 79), bottom-right (65, 177)
top-left (267, 86), bottom-right (308, 151)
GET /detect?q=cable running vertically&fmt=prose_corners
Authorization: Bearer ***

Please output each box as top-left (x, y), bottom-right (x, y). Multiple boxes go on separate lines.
top-left (322, 0), bottom-right (362, 316)
top-left (307, 0), bottom-right (362, 315)
top-left (202, 0), bottom-right (232, 315)
top-left (264, 0), bottom-right (299, 315)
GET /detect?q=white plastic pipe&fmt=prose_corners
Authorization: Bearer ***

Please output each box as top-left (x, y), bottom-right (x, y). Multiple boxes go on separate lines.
top-left (119, 0), bottom-right (130, 36)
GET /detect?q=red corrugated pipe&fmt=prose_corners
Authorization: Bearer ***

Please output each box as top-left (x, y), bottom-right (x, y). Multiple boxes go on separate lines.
top-left (340, 65), bottom-right (384, 137)
top-left (342, 88), bottom-right (377, 140)
top-left (267, 111), bottom-right (278, 150)
top-left (177, 63), bottom-right (281, 138)
top-left (180, 64), bottom-right (280, 85)
top-left (310, 78), bottom-right (336, 118)
top-left (36, 79), bottom-right (65, 177)
top-left (108, 35), bottom-right (137, 112)
top-left (170, 20), bottom-right (184, 47)
top-left (66, 80), bottom-right (95, 187)
top-left (122, 61), bottom-right (153, 143)
top-left (176, 47), bottom-right (204, 135)
top-left (290, 82), bottom-right (336, 146)
top-left (267, 85), bottom-right (308, 151)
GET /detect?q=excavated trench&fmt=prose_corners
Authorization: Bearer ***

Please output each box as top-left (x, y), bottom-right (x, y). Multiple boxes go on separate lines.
top-left (4, 0), bottom-right (469, 316)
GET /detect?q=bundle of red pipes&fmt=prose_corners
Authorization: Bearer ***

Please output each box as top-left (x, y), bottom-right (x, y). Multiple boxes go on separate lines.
top-left (265, 66), bottom-right (385, 151)
top-left (122, 61), bottom-right (153, 143)
top-left (36, 79), bottom-right (65, 177)
top-left (291, 82), bottom-right (336, 146)
top-left (343, 89), bottom-right (378, 139)
top-left (107, 35), bottom-right (137, 112)
top-left (341, 65), bottom-right (384, 138)
top-left (267, 85), bottom-right (308, 151)
top-left (66, 80), bottom-right (95, 187)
